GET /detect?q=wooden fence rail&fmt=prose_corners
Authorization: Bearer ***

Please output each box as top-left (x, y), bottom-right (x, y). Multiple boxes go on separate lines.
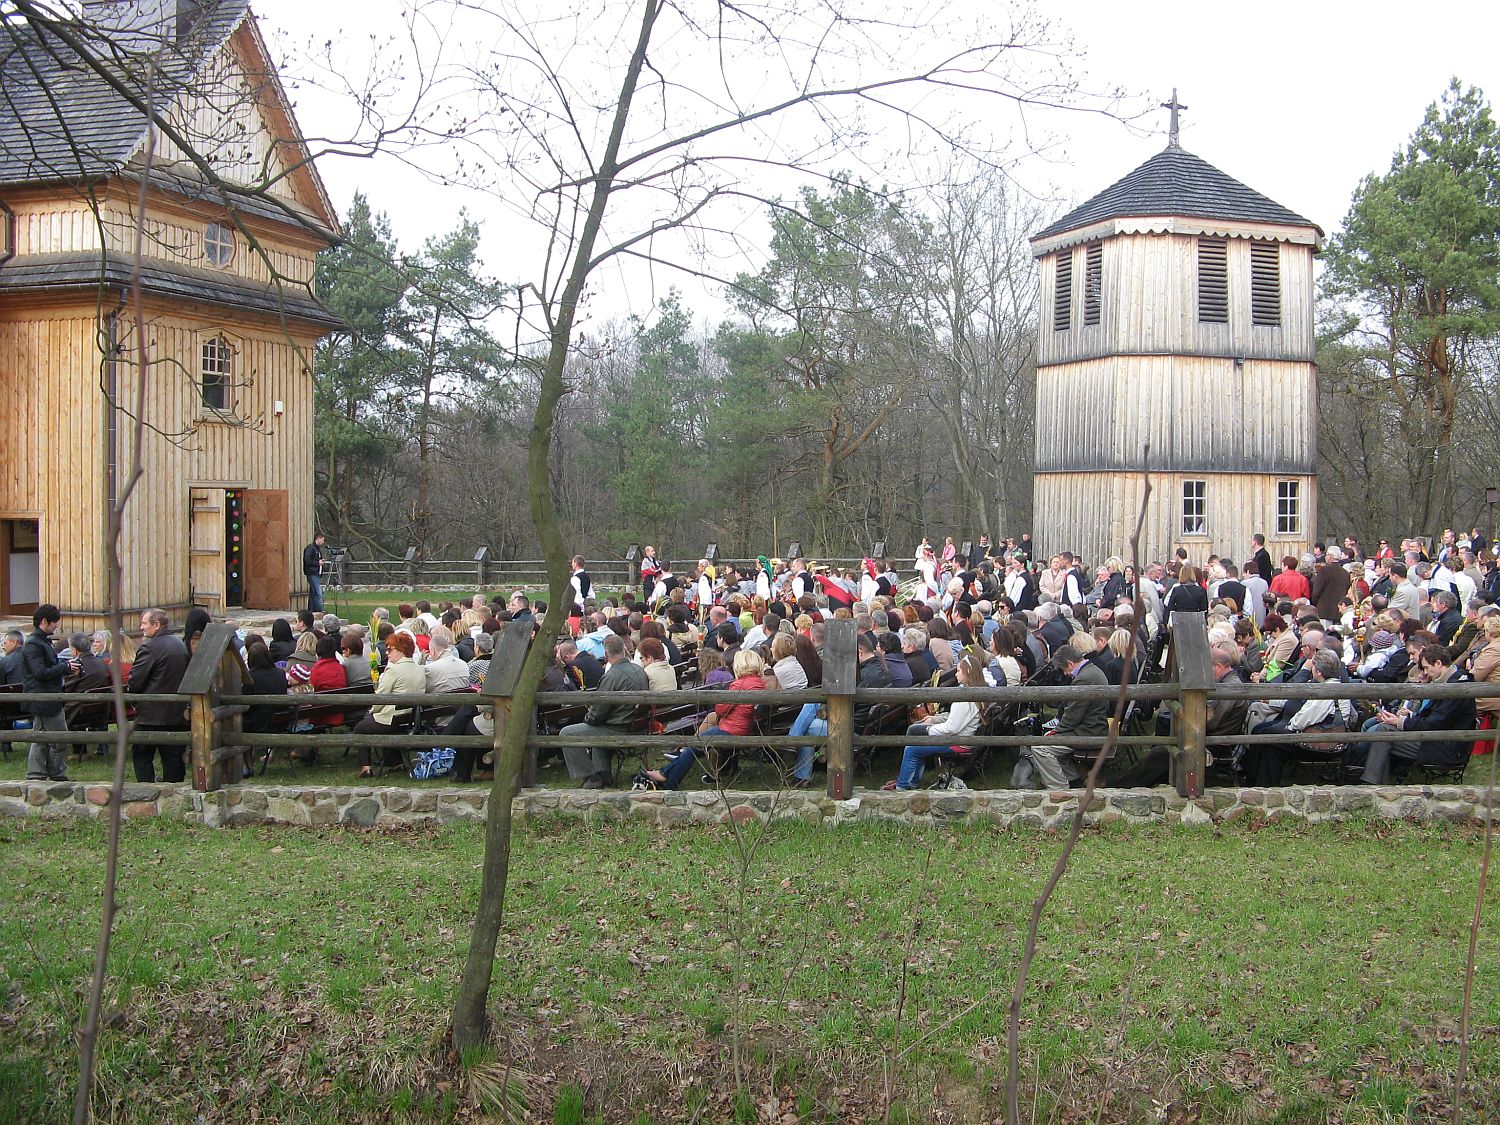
top-left (334, 553), bottom-right (888, 592)
top-left (5, 615), bottom-right (1497, 800)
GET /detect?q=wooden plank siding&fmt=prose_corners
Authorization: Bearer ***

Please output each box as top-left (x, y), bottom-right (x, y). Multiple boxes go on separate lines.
top-left (1038, 233), bottom-right (1316, 366)
top-left (5, 191), bottom-right (317, 287)
top-left (1033, 355), bottom-right (1317, 474)
top-left (0, 310), bottom-right (108, 622)
top-left (112, 304), bottom-right (318, 613)
top-left (1034, 471), bottom-right (1316, 568)
top-left (0, 299), bottom-right (316, 623)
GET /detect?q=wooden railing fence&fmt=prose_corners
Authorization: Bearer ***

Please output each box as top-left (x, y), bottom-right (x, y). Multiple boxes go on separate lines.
top-left (3, 615), bottom-right (1497, 800)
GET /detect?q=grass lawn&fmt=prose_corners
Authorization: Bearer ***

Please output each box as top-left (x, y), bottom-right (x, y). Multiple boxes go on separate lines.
top-left (0, 816), bottom-right (1497, 1123)
top-left (309, 587), bottom-right (630, 622)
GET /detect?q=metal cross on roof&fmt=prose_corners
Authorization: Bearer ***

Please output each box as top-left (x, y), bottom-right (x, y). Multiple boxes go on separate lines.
top-left (1162, 88), bottom-right (1188, 148)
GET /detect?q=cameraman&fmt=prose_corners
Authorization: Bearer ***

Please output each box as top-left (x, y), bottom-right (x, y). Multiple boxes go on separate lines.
top-left (303, 532), bottom-right (326, 612)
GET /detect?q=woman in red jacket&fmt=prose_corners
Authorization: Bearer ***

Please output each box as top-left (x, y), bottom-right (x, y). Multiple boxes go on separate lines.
top-left (306, 633), bottom-right (348, 727)
top-left (646, 650), bottom-right (765, 789)
top-left (1269, 555), bottom-right (1311, 603)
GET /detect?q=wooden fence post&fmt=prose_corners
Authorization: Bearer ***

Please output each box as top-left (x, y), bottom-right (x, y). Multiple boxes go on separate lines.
top-left (181, 623), bottom-right (245, 792)
top-left (823, 619), bottom-right (858, 800)
top-left (404, 545), bottom-right (419, 587)
top-left (474, 546), bottom-right (490, 589)
top-left (483, 619), bottom-right (533, 785)
top-left (1168, 611), bottom-right (1211, 798)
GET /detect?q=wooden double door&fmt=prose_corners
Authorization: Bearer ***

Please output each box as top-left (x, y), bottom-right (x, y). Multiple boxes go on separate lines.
top-left (194, 487), bottom-right (288, 610)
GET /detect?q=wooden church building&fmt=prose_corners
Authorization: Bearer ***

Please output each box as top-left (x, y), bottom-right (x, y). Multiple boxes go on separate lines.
top-left (0, 0), bottom-right (337, 623)
top-left (1029, 109), bottom-right (1322, 566)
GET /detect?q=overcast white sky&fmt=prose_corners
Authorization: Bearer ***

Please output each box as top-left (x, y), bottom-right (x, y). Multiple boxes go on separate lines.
top-left (251, 0), bottom-right (1500, 323)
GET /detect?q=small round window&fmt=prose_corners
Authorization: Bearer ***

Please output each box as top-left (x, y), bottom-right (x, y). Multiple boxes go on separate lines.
top-left (204, 222), bottom-right (235, 267)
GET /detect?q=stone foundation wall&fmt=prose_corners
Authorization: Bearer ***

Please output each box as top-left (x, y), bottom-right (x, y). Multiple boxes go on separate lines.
top-left (1, 780), bottom-right (1495, 830)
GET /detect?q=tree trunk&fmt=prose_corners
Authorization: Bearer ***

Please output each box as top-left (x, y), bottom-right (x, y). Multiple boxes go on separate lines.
top-left (450, 0), bottom-right (662, 1051)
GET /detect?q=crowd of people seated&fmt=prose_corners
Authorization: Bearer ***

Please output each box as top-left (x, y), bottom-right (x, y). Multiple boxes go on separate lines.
top-left (534, 531), bottom-right (1494, 792)
top-left (5, 527), bottom-right (1492, 792)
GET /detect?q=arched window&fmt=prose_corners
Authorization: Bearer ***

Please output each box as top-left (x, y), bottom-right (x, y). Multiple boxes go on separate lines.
top-left (201, 335), bottom-right (234, 411)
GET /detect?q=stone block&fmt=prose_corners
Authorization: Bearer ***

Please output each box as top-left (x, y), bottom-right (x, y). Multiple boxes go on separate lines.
top-left (1209, 789), bottom-right (1237, 811)
top-left (0, 796), bottom-right (31, 818)
top-left (1179, 801), bottom-right (1213, 827)
top-left (342, 798), bottom-right (381, 827)
top-left (658, 806), bottom-right (695, 828)
top-left (1110, 793), bottom-right (1154, 818)
top-left (1333, 788), bottom-right (1373, 813)
top-left (86, 786), bottom-right (112, 806)
top-left (1239, 788), bottom-right (1265, 807)
top-left (308, 800), bottom-right (337, 827)
top-left (437, 801), bottom-right (484, 824)
top-left (26, 786), bottom-right (48, 807)
top-left (0, 783), bottom-right (21, 797)
top-left (123, 801), bottom-right (158, 819)
top-left (266, 796), bottom-right (310, 825)
top-left (934, 794), bottom-right (972, 817)
top-left (1435, 802), bottom-right (1476, 823)
top-left (384, 786), bottom-right (414, 816)
top-left (410, 791), bottom-right (437, 813)
top-left (908, 794), bottom-right (931, 815)
top-left (239, 789), bottom-right (269, 813)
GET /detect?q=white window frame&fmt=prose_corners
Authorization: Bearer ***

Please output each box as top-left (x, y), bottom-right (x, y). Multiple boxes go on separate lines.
top-left (200, 334), bottom-right (235, 414)
top-left (203, 221), bottom-right (236, 268)
top-left (1181, 479), bottom-right (1207, 537)
top-left (1276, 479), bottom-right (1301, 537)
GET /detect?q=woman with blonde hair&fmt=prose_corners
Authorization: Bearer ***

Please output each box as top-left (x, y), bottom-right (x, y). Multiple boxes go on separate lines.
top-left (645, 649), bottom-right (765, 789)
top-left (768, 631), bottom-right (807, 690)
top-left (884, 653), bottom-right (985, 790)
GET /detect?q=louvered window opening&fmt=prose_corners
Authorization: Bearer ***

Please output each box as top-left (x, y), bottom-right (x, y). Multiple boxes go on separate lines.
top-left (1053, 250), bottom-right (1073, 331)
top-left (1251, 241), bottom-right (1281, 327)
top-left (1082, 242), bottom-right (1102, 326)
top-left (1197, 239), bottom-right (1228, 323)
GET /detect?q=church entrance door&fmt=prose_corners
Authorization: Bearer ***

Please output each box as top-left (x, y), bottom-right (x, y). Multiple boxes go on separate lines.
top-left (242, 490), bottom-right (289, 609)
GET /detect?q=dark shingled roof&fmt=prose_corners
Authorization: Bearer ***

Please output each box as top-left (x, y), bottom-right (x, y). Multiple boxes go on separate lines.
top-left (1034, 145), bottom-right (1317, 241)
top-left (0, 252), bottom-right (341, 328)
top-left (0, 2), bottom-right (250, 187)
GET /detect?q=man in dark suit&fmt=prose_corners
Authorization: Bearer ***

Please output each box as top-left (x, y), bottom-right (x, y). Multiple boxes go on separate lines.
top-left (1353, 645), bottom-right (1476, 783)
top-left (1015, 645), bottom-right (1107, 789)
top-left (1309, 550), bottom-right (1351, 624)
top-left (1249, 534), bottom-right (1274, 585)
top-left (128, 608), bottom-right (191, 783)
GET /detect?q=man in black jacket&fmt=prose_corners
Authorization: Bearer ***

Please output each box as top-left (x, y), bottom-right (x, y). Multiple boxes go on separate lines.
top-left (303, 533), bottom-right (326, 612)
top-left (1249, 534), bottom-right (1274, 585)
top-left (1353, 646), bottom-right (1476, 783)
top-left (22, 604), bottom-right (76, 781)
top-left (852, 631), bottom-right (893, 733)
top-left (128, 608), bottom-right (191, 783)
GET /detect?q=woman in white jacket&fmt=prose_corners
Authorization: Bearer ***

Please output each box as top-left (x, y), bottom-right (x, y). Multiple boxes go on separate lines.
top-left (885, 653), bottom-right (986, 790)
